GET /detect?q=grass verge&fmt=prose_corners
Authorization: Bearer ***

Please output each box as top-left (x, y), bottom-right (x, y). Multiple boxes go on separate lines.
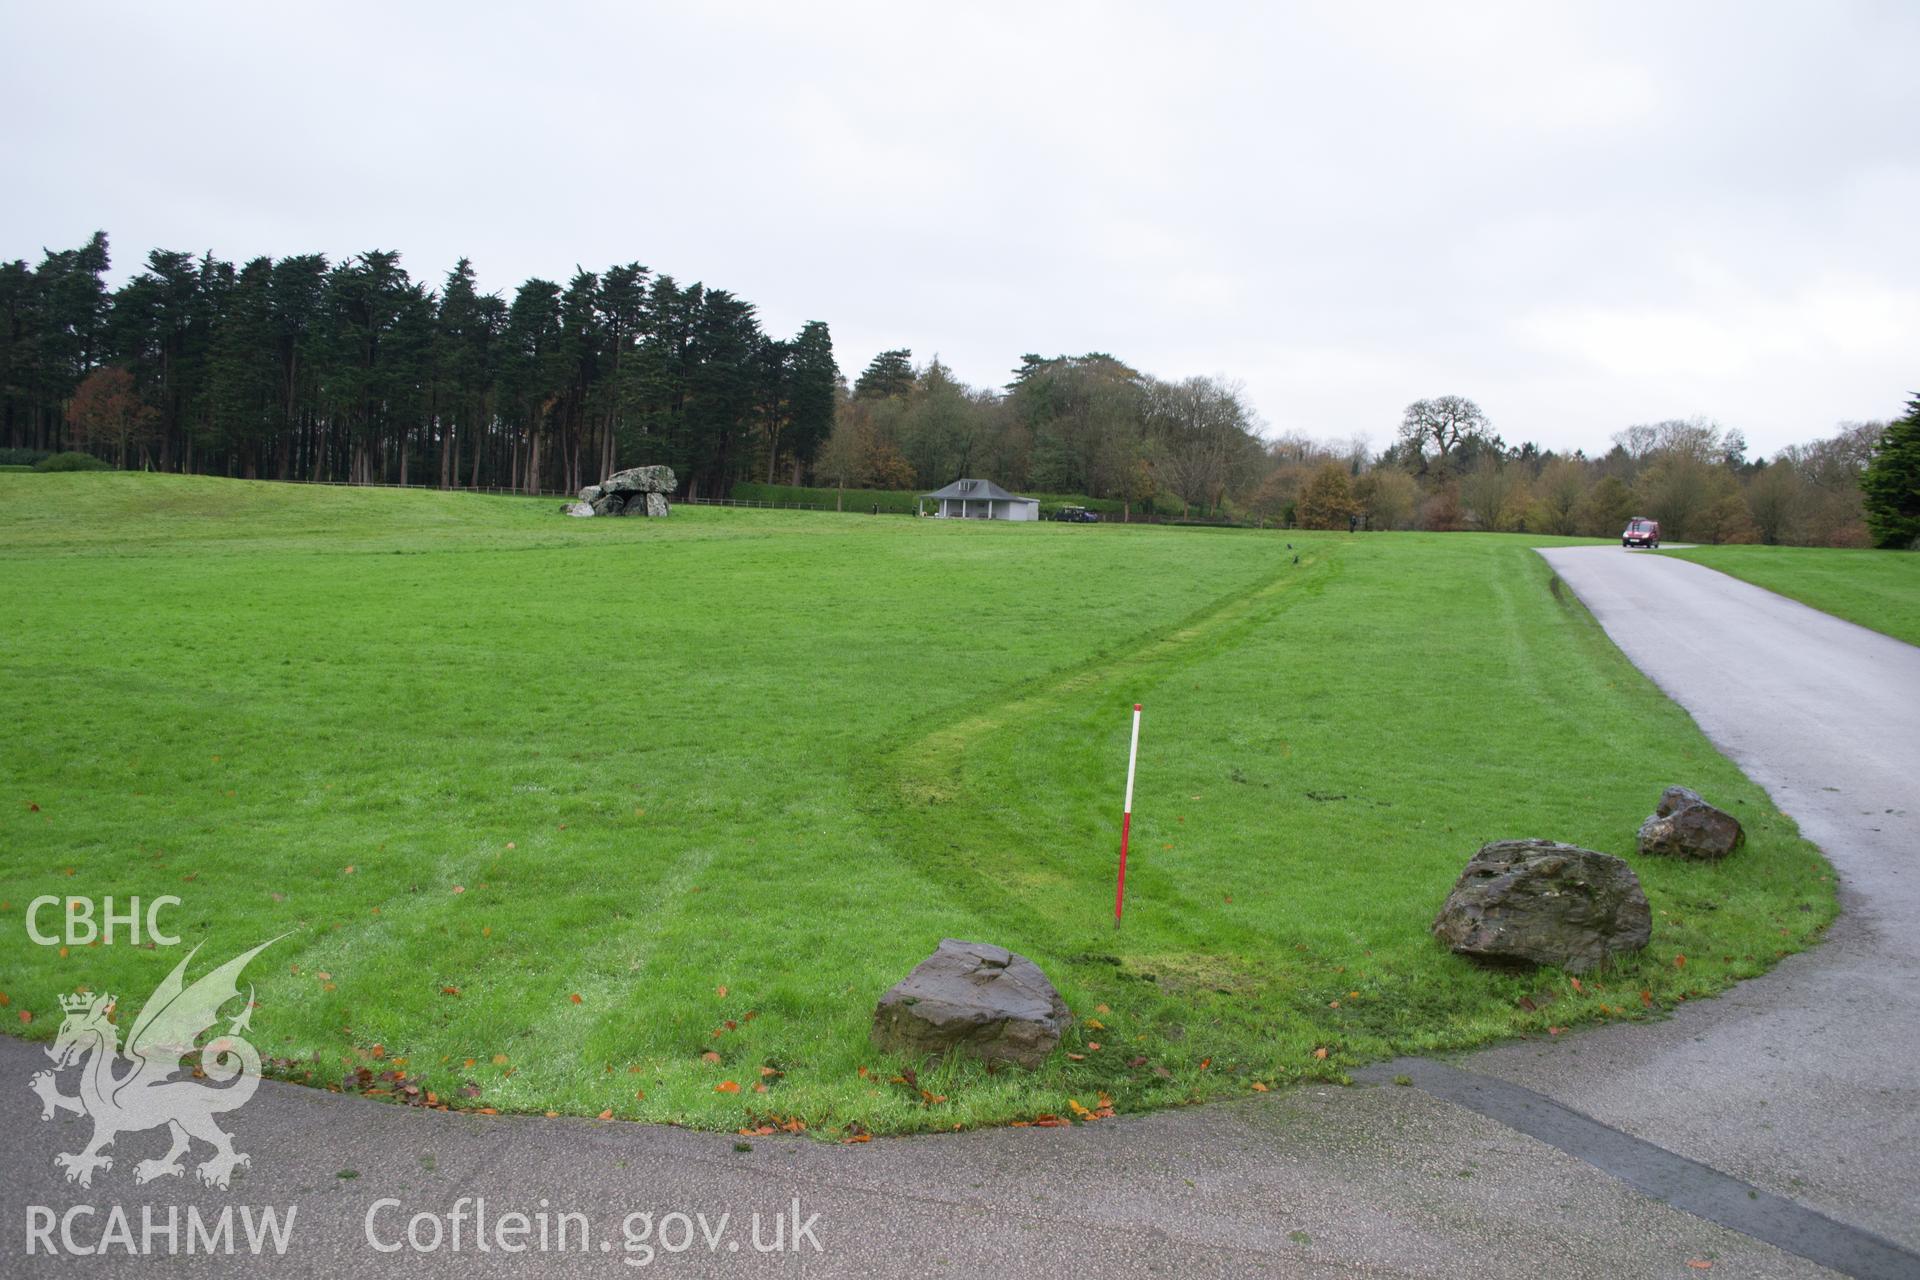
top-left (1658, 544), bottom-right (1920, 647)
top-left (0, 475), bottom-right (1834, 1135)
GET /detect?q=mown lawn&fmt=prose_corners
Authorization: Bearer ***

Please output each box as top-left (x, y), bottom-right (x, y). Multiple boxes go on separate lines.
top-left (0, 474), bottom-right (1834, 1135)
top-left (1660, 543), bottom-right (1920, 647)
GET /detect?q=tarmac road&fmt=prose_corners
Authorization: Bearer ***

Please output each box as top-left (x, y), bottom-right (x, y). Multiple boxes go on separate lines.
top-left (3, 546), bottom-right (1915, 1279)
top-left (1489, 547), bottom-right (1920, 1250)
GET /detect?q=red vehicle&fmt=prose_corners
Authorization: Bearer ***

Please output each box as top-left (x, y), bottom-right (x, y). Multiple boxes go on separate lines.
top-left (1621, 517), bottom-right (1661, 548)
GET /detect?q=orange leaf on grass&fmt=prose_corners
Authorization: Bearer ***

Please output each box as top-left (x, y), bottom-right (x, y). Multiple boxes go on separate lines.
top-left (1066, 1052), bottom-right (1086, 1061)
top-left (1312, 1047), bottom-right (1328, 1060)
top-left (1675, 954), bottom-right (1687, 968)
top-left (702, 1051), bottom-right (722, 1063)
top-left (491, 1054), bottom-right (508, 1066)
top-left (452, 885), bottom-right (465, 895)
top-left (597, 1109), bottom-right (613, 1120)
top-left (843, 1133), bottom-right (871, 1144)
top-left (17, 1010), bottom-right (29, 1024)
top-left (569, 993), bottom-right (582, 1004)
top-left (715, 1081), bottom-right (740, 1094)
top-left (1199, 1057), bottom-right (1211, 1070)
top-left (1251, 1082), bottom-right (1269, 1092)
top-left (441, 986), bottom-right (460, 997)
top-left (716, 985), bottom-right (728, 998)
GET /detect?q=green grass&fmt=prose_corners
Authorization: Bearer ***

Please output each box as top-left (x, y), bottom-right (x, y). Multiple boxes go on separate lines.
top-left (1660, 544), bottom-right (1920, 647)
top-left (0, 474), bottom-right (1833, 1136)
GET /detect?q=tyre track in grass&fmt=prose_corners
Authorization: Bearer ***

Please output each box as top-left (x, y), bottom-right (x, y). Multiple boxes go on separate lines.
top-left (865, 543), bottom-right (1335, 945)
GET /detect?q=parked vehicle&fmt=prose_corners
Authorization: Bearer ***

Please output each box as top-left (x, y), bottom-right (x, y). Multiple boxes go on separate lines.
top-left (1053, 506), bottom-right (1101, 523)
top-left (1621, 517), bottom-right (1660, 548)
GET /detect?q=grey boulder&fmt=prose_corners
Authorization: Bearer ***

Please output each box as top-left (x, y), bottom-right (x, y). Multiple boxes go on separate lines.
top-left (871, 939), bottom-right (1070, 1070)
top-left (1432, 839), bottom-right (1651, 974)
top-left (561, 501), bottom-right (594, 518)
top-left (1637, 786), bottom-right (1745, 860)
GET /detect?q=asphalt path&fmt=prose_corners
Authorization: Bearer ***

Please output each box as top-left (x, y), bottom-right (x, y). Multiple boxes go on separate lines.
top-left (3, 546), bottom-right (1914, 1279)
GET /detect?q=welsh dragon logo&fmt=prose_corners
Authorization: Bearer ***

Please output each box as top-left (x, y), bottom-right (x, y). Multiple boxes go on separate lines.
top-left (29, 938), bottom-right (280, 1190)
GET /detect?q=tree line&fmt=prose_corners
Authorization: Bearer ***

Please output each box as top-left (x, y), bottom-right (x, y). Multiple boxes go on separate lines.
top-left (822, 359), bottom-right (1917, 547)
top-left (6, 230), bottom-right (1914, 546)
top-left (819, 350), bottom-right (1265, 518)
top-left (1, 232), bottom-right (839, 496)
top-left (1259, 394), bottom-right (1917, 549)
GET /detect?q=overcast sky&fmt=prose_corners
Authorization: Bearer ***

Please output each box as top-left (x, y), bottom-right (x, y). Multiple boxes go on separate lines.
top-left (5, 1), bottom-right (1916, 457)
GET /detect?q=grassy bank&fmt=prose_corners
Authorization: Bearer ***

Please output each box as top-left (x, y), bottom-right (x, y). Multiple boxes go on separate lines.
top-left (0, 474), bottom-right (1833, 1135)
top-left (1660, 544), bottom-right (1920, 647)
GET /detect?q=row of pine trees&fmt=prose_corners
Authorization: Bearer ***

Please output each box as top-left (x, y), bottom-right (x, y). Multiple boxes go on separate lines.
top-left (0, 232), bottom-right (839, 496)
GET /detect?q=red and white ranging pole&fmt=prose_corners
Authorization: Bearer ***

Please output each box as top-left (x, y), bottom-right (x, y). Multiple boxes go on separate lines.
top-left (1114, 702), bottom-right (1142, 927)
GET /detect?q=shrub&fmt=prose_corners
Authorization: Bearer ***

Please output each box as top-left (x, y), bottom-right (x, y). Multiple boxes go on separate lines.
top-left (33, 451), bottom-right (111, 472)
top-left (0, 447), bottom-right (51, 467)
top-left (1862, 397), bottom-right (1920, 550)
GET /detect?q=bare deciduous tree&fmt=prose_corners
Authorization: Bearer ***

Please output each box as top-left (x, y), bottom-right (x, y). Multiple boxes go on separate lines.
top-left (1396, 396), bottom-right (1491, 475)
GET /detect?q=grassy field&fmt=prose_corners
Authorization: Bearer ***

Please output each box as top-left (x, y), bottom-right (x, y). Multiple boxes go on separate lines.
top-left (0, 474), bottom-right (1834, 1136)
top-left (1660, 544), bottom-right (1920, 647)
